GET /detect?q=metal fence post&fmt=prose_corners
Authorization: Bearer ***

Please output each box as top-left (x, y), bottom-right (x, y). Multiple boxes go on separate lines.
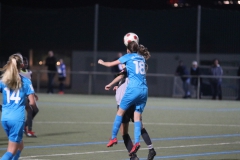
top-left (197, 76), bottom-right (200, 99)
top-left (37, 70), bottom-right (40, 93)
top-left (88, 72), bottom-right (92, 95)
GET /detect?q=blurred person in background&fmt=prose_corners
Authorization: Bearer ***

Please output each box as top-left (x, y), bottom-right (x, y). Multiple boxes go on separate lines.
top-left (236, 65), bottom-right (240, 100)
top-left (210, 59), bottom-right (223, 100)
top-left (190, 61), bottom-right (201, 99)
top-left (57, 59), bottom-right (66, 94)
top-left (45, 51), bottom-right (57, 94)
top-left (111, 52), bottom-right (123, 78)
top-left (175, 60), bottom-right (191, 98)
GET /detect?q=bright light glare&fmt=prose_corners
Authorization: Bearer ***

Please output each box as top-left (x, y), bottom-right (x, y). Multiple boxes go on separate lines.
top-left (39, 61), bottom-right (43, 65)
top-left (223, 1), bottom-right (229, 4)
top-left (173, 3), bottom-right (178, 7)
top-left (238, 1), bottom-right (240, 4)
top-left (56, 61), bottom-right (60, 65)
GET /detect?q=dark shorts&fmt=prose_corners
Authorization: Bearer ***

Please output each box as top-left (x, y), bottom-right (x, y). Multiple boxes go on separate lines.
top-left (58, 77), bottom-right (66, 82)
top-left (117, 105), bottom-right (135, 123)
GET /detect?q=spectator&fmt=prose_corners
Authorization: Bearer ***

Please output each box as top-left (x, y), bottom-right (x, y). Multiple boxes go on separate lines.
top-left (190, 61), bottom-right (201, 98)
top-left (236, 66), bottom-right (240, 100)
top-left (57, 59), bottom-right (66, 94)
top-left (175, 60), bottom-right (191, 98)
top-left (111, 52), bottom-right (123, 77)
top-left (45, 51), bottom-right (57, 94)
top-left (210, 59), bottom-right (223, 100)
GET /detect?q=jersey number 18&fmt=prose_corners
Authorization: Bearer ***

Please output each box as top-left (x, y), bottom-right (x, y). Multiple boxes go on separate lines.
top-left (133, 61), bottom-right (145, 75)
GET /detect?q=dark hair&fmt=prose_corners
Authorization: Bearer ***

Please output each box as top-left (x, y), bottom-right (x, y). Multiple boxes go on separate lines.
top-left (138, 44), bottom-right (150, 60)
top-left (127, 41), bottom-right (151, 60)
top-left (23, 57), bottom-right (28, 61)
top-left (127, 41), bottom-right (139, 53)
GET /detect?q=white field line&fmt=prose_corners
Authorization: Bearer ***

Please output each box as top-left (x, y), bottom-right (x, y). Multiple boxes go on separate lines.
top-left (20, 159), bottom-right (50, 160)
top-left (35, 121), bottom-right (240, 127)
top-left (20, 141), bottom-right (240, 159)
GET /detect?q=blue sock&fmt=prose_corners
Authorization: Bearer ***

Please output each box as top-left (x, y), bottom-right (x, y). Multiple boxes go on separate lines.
top-left (1, 151), bottom-right (14, 160)
top-left (12, 150), bottom-right (21, 160)
top-left (134, 121), bottom-right (141, 143)
top-left (111, 115), bottom-right (122, 139)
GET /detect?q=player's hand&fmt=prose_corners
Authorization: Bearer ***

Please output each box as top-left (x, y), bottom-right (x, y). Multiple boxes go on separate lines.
top-left (34, 94), bottom-right (39, 101)
top-left (98, 59), bottom-right (104, 65)
top-left (113, 86), bottom-right (118, 91)
top-left (105, 84), bottom-right (111, 90)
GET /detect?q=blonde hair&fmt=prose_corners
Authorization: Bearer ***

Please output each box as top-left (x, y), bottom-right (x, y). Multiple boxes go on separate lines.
top-left (0, 53), bottom-right (23, 90)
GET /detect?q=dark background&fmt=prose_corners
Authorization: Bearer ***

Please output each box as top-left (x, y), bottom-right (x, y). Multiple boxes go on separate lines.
top-left (1, 0), bottom-right (240, 60)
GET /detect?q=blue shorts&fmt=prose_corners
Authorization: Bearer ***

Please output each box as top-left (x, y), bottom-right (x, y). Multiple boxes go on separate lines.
top-left (120, 87), bottom-right (148, 113)
top-left (1, 121), bottom-right (24, 143)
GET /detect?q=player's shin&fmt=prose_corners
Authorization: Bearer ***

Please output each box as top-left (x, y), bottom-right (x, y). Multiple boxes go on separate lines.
top-left (111, 115), bottom-right (122, 139)
top-left (12, 150), bottom-right (21, 160)
top-left (122, 134), bottom-right (133, 152)
top-left (141, 128), bottom-right (152, 147)
top-left (134, 121), bottom-right (141, 144)
top-left (1, 151), bottom-right (14, 160)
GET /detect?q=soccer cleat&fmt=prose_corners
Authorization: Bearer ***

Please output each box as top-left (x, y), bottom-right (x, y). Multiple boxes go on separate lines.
top-left (148, 148), bottom-right (156, 160)
top-left (26, 131), bottom-right (37, 138)
top-left (130, 153), bottom-right (139, 160)
top-left (129, 142), bottom-right (140, 156)
top-left (106, 138), bottom-right (117, 147)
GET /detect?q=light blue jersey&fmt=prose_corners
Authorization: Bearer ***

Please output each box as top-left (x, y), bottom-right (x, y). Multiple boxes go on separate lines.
top-left (118, 53), bottom-right (147, 89)
top-left (110, 52), bottom-right (148, 143)
top-left (0, 75), bottom-right (35, 122)
top-left (118, 53), bottom-right (148, 113)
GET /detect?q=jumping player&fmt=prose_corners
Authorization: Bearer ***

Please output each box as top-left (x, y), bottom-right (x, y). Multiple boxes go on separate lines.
top-left (105, 62), bottom-right (156, 160)
top-left (98, 41), bottom-right (149, 156)
top-left (0, 53), bottom-right (37, 160)
top-left (20, 57), bottom-right (39, 137)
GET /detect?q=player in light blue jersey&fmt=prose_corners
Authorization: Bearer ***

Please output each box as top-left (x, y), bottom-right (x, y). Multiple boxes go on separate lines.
top-left (98, 41), bottom-right (151, 156)
top-left (0, 53), bottom-right (37, 160)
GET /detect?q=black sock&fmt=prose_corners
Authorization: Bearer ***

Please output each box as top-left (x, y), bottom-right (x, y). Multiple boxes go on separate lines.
top-left (141, 128), bottom-right (152, 146)
top-left (0, 104), bottom-right (2, 112)
top-left (26, 108), bottom-right (33, 131)
top-left (122, 134), bottom-right (133, 153)
top-left (32, 107), bottom-right (39, 120)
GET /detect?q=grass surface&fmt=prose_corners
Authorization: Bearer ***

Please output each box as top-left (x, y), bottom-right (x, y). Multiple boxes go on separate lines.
top-left (0, 94), bottom-right (240, 160)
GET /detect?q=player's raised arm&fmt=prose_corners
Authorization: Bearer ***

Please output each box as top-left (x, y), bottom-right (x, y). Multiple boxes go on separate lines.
top-left (98, 59), bottom-right (120, 67)
top-left (105, 74), bottom-right (124, 90)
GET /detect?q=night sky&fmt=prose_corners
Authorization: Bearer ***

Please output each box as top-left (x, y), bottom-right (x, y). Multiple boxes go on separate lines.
top-left (1, 0), bottom-right (240, 59)
top-left (2, 0), bottom-right (240, 10)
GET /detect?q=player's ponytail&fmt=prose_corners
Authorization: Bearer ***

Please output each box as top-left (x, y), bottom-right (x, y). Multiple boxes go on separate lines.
top-left (0, 53), bottom-right (23, 90)
top-left (138, 44), bottom-right (151, 60)
top-left (127, 41), bottom-right (151, 60)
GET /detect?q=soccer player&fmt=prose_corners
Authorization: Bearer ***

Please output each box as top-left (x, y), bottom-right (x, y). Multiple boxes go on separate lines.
top-left (20, 57), bottom-right (39, 137)
top-left (0, 53), bottom-right (37, 160)
top-left (105, 67), bottom-right (156, 160)
top-left (98, 41), bottom-right (150, 156)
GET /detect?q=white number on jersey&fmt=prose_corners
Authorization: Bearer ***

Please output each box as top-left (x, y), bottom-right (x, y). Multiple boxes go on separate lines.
top-left (4, 88), bottom-right (21, 104)
top-left (133, 61), bottom-right (145, 75)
